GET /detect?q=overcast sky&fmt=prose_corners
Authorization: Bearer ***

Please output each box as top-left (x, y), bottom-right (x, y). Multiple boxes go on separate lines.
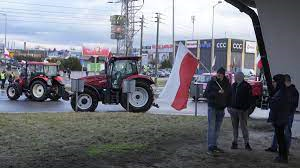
top-left (0, 0), bottom-right (256, 50)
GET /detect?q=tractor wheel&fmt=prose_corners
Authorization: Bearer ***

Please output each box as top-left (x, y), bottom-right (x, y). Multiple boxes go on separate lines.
top-left (120, 81), bottom-right (154, 113)
top-left (71, 88), bottom-right (98, 112)
top-left (49, 85), bottom-right (61, 101)
top-left (7, 84), bottom-right (21, 100)
top-left (30, 80), bottom-right (48, 102)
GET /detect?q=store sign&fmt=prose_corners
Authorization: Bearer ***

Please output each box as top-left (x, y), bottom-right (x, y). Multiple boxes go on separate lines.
top-left (186, 40), bottom-right (198, 48)
top-left (216, 43), bottom-right (226, 48)
top-left (215, 39), bottom-right (228, 51)
top-left (245, 41), bottom-right (257, 54)
top-left (200, 40), bottom-right (212, 49)
top-left (231, 39), bottom-right (243, 53)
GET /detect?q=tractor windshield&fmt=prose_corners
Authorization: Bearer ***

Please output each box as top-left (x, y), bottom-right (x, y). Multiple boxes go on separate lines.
top-left (111, 60), bottom-right (138, 88)
top-left (44, 65), bottom-right (58, 76)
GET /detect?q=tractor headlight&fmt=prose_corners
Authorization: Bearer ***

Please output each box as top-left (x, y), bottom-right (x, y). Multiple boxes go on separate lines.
top-left (47, 79), bottom-right (52, 86)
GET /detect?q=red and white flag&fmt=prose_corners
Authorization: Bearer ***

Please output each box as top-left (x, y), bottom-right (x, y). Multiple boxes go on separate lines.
top-left (256, 54), bottom-right (263, 69)
top-left (159, 43), bottom-right (199, 111)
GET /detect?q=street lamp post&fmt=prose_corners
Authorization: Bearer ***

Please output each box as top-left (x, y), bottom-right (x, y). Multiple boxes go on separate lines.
top-left (0, 13), bottom-right (7, 49)
top-left (211, 1), bottom-right (222, 72)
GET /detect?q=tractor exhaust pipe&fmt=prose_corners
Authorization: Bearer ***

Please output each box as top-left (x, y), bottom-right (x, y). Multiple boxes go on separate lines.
top-left (225, 0), bottom-right (274, 96)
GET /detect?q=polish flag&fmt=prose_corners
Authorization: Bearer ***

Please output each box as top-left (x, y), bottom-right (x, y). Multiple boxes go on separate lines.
top-left (256, 54), bottom-right (263, 69)
top-left (159, 43), bottom-right (199, 111)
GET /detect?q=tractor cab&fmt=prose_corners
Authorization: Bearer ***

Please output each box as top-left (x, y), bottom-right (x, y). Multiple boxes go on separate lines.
top-left (25, 62), bottom-right (59, 79)
top-left (108, 57), bottom-right (139, 89)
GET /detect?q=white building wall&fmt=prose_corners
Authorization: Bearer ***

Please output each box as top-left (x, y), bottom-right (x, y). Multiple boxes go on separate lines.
top-left (255, 0), bottom-right (300, 109)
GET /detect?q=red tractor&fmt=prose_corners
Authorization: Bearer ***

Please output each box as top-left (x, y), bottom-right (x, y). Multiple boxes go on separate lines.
top-left (7, 61), bottom-right (68, 101)
top-left (70, 56), bottom-right (155, 112)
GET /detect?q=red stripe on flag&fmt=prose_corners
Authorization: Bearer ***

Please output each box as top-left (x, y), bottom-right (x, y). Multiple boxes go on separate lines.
top-left (257, 59), bottom-right (263, 69)
top-left (171, 52), bottom-right (199, 110)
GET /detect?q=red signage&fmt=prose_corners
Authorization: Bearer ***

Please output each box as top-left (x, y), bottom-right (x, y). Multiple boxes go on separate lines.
top-left (82, 47), bottom-right (111, 58)
top-left (151, 44), bottom-right (173, 49)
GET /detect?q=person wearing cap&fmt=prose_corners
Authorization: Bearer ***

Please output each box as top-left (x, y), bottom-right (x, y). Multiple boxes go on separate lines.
top-left (228, 72), bottom-right (253, 151)
top-left (266, 74), bottom-right (290, 163)
top-left (204, 67), bottom-right (231, 154)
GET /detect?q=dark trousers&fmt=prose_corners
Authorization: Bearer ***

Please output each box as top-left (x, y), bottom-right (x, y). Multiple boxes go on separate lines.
top-left (229, 108), bottom-right (249, 144)
top-left (1, 79), bottom-right (5, 88)
top-left (275, 124), bottom-right (288, 160)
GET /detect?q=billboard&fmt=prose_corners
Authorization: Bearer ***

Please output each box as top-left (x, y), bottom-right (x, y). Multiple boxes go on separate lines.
top-left (82, 47), bottom-right (111, 57)
top-left (110, 15), bottom-right (125, 25)
top-left (110, 15), bottom-right (126, 40)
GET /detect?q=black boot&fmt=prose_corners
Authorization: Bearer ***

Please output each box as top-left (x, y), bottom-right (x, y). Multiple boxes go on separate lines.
top-left (245, 143), bottom-right (252, 151)
top-left (231, 142), bottom-right (238, 149)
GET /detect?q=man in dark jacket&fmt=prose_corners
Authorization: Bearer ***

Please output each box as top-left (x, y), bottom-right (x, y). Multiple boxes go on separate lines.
top-left (267, 74), bottom-right (290, 163)
top-left (228, 72), bottom-right (253, 151)
top-left (266, 74), bottom-right (299, 155)
top-left (204, 67), bottom-right (231, 154)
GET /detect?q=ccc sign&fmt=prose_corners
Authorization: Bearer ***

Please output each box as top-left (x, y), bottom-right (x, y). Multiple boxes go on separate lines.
top-left (216, 43), bottom-right (227, 48)
top-left (232, 43), bottom-right (243, 50)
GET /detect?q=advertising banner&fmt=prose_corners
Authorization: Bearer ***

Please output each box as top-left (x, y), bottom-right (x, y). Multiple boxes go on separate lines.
top-left (87, 63), bottom-right (105, 72)
top-left (82, 47), bottom-right (111, 58)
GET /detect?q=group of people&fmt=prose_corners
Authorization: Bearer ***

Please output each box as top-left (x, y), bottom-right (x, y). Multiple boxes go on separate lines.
top-left (204, 67), bottom-right (299, 164)
top-left (0, 70), bottom-right (15, 89)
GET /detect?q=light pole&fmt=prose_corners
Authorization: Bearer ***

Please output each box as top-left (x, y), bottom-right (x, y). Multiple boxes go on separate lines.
top-left (191, 16), bottom-right (195, 39)
top-left (0, 13), bottom-right (7, 49)
top-left (211, 1), bottom-right (222, 72)
top-left (172, 0), bottom-right (175, 64)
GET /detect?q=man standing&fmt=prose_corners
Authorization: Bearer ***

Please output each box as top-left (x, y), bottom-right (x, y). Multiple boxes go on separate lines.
top-left (228, 72), bottom-right (253, 151)
top-left (67, 68), bottom-right (71, 80)
top-left (0, 70), bottom-right (6, 89)
top-left (204, 67), bottom-right (231, 154)
top-left (265, 74), bottom-right (299, 155)
top-left (267, 74), bottom-right (290, 163)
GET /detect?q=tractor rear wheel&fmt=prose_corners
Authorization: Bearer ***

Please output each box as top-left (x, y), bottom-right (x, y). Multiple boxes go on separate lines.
top-left (30, 80), bottom-right (48, 102)
top-left (71, 88), bottom-right (98, 112)
top-left (120, 81), bottom-right (154, 113)
top-left (7, 84), bottom-right (21, 100)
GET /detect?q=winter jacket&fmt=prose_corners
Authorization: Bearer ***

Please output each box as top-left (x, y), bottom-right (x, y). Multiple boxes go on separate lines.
top-left (204, 77), bottom-right (231, 110)
top-left (230, 81), bottom-right (253, 111)
top-left (286, 84), bottom-right (299, 114)
top-left (268, 88), bottom-right (290, 126)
